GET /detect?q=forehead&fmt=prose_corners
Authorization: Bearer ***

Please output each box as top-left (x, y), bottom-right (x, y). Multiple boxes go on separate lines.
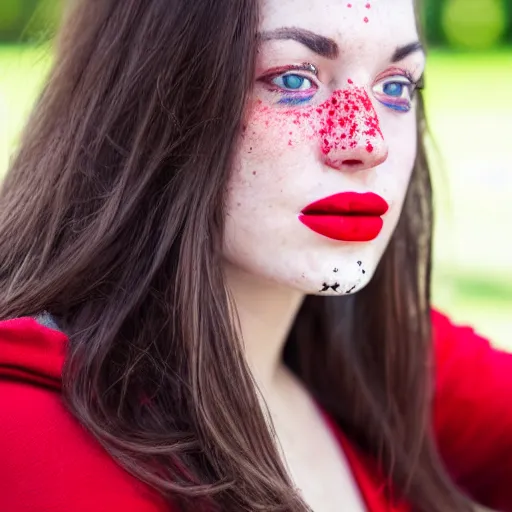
top-left (259, 0), bottom-right (419, 55)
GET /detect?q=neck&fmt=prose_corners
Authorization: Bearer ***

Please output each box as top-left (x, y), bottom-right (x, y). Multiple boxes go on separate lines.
top-left (224, 263), bottom-right (304, 393)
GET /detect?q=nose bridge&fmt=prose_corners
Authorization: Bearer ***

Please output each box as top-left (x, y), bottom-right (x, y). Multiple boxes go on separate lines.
top-left (318, 87), bottom-right (388, 170)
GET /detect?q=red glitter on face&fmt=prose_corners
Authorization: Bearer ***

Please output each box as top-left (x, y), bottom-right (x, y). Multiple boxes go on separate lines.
top-left (365, 3), bottom-right (371, 8)
top-left (364, 16), bottom-right (369, 23)
top-left (347, 3), bottom-right (352, 7)
top-left (314, 87), bottom-right (384, 165)
top-left (347, 78), bottom-right (353, 85)
top-left (249, 86), bottom-right (385, 168)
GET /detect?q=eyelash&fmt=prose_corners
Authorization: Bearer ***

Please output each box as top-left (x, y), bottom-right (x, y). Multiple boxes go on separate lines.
top-left (260, 67), bottom-right (424, 112)
top-left (260, 68), bottom-right (319, 105)
top-left (373, 70), bottom-right (423, 112)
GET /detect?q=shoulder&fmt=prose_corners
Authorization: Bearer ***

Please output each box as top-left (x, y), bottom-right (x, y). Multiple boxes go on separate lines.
top-left (431, 309), bottom-right (494, 371)
top-left (0, 381), bottom-right (167, 512)
top-left (0, 316), bottom-right (66, 388)
top-left (432, 311), bottom-right (506, 379)
top-left (431, 308), bottom-right (512, 430)
top-left (431, 313), bottom-right (512, 503)
top-left (431, 308), bottom-right (478, 345)
top-left (0, 328), bottom-right (168, 511)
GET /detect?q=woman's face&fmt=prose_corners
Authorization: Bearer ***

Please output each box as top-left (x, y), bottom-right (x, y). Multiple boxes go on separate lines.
top-left (224, 0), bottom-right (425, 295)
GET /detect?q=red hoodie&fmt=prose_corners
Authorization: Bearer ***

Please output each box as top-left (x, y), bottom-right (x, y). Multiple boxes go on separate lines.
top-left (0, 312), bottom-right (511, 512)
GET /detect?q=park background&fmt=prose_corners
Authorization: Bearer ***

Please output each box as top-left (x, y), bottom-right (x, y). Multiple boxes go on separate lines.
top-left (0, 0), bottom-right (511, 350)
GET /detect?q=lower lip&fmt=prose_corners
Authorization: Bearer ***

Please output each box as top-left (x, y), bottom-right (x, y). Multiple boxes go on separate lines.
top-left (299, 214), bottom-right (384, 242)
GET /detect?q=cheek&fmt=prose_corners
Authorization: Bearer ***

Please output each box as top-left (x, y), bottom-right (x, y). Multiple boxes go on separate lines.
top-left (239, 101), bottom-right (314, 165)
top-left (231, 102), bottom-right (315, 197)
top-left (371, 122), bottom-right (416, 217)
top-left (387, 116), bottom-right (417, 178)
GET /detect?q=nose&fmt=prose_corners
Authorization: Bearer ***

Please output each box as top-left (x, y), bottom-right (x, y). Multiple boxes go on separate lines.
top-left (323, 137), bottom-right (388, 171)
top-left (318, 88), bottom-right (389, 172)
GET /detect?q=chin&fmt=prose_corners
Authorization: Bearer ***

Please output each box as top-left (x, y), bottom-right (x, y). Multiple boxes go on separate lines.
top-left (223, 231), bottom-right (385, 298)
top-left (305, 268), bottom-right (374, 296)
top-left (287, 241), bottom-right (380, 296)
top-left (277, 255), bottom-right (376, 297)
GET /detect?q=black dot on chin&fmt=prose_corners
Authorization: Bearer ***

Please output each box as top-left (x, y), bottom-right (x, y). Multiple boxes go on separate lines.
top-left (357, 261), bottom-right (362, 266)
top-left (333, 268), bottom-right (339, 273)
top-left (362, 270), bottom-right (366, 274)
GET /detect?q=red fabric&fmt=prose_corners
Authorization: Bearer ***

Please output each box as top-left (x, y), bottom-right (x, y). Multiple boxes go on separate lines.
top-left (0, 318), bottom-right (167, 512)
top-left (433, 310), bottom-right (512, 511)
top-left (0, 313), bottom-right (511, 511)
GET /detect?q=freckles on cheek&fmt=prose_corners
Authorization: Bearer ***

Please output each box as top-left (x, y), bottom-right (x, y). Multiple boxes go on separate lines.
top-left (245, 100), bottom-right (314, 152)
top-left (245, 86), bottom-right (384, 159)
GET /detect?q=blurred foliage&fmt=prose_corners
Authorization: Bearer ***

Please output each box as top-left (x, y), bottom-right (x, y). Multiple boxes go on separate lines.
top-left (423, 0), bottom-right (511, 48)
top-left (441, 0), bottom-right (509, 50)
top-left (0, 0), bottom-right (510, 47)
top-left (0, 0), bottom-right (63, 43)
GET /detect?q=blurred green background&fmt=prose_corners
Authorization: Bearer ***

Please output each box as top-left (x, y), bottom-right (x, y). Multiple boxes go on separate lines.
top-left (0, 0), bottom-right (511, 349)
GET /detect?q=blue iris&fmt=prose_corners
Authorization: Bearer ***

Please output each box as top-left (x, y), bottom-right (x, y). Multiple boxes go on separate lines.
top-left (282, 74), bottom-right (306, 90)
top-left (383, 82), bottom-right (404, 97)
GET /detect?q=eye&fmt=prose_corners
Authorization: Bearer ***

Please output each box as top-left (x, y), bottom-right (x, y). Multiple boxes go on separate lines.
top-left (258, 67), bottom-right (319, 106)
top-left (272, 74), bottom-right (314, 92)
top-left (372, 75), bottom-right (418, 113)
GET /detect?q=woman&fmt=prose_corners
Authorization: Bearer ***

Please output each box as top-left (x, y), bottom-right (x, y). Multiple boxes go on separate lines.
top-left (0, 0), bottom-right (510, 511)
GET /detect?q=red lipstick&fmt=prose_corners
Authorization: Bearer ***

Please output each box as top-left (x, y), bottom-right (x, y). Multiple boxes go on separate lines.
top-left (299, 192), bottom-right (389, 242)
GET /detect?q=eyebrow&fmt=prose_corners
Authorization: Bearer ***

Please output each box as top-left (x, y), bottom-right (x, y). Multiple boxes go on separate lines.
top-left (391, 41), bottom-right (424, 62)
top-left (259, 28), bottom-right (339, 59)
top-left (259, 27), bottom-right (424, 63)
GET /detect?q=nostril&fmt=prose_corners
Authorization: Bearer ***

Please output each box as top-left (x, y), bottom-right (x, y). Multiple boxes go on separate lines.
top-left (342, 159), bottom-right (363, 167)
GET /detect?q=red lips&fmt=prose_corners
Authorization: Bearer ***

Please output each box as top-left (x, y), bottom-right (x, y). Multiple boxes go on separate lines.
top-left (299, 192), bottom-right (389, 242)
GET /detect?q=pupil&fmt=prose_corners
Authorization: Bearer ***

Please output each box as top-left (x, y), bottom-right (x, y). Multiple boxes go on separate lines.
top-left (383, 83), bottom-right (403, 97)
top-left (283, 75), bottom-right (304, 89)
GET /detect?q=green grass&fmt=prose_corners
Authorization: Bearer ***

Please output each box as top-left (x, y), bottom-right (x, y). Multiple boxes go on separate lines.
top-left (0, 45), bottom-right (511, 349)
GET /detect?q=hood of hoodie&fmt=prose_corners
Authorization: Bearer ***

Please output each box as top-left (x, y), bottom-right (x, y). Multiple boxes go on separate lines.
top-left (0, 315), bottom-right (66, 391)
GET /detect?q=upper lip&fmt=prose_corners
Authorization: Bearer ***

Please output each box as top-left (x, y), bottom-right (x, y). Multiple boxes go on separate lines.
top-left (301, 192), bottom-right (389, 216)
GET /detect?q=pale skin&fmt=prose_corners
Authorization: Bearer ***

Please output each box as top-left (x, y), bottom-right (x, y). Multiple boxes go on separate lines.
top-left (223, 0), bottom-right (426, 509)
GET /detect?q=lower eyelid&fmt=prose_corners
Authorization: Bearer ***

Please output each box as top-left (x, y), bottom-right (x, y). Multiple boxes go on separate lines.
top-left (272, 85), bottom-right (317, 105)
top-left (374, 92), bottom-right (411, 110)
top-left (382, 102), bottom-right (411, 112)
top-left (278, 96), bottom-right (314, 106)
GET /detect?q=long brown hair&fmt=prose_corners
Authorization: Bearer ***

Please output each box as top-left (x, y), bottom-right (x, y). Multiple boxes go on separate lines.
top-left (0, 0), bottom-right (472, 510)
